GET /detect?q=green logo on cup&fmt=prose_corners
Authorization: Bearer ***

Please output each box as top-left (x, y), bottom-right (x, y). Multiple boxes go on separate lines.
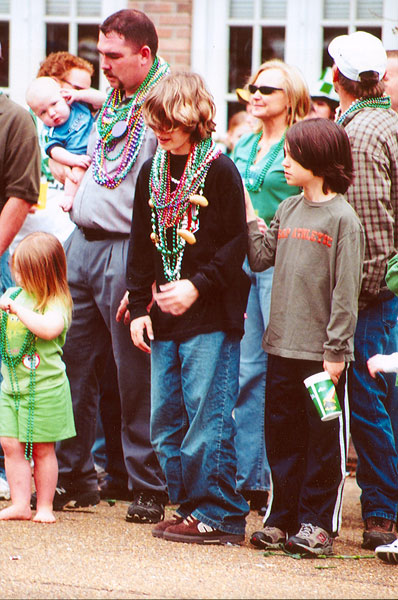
top-left (303, 371), bottom-right (342, 421)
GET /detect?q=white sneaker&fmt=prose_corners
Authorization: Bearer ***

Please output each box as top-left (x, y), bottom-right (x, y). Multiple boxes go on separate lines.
top-left (375, 538), bottom-right (398, 564)
top-left (0, 476), bottom-right (10, 500)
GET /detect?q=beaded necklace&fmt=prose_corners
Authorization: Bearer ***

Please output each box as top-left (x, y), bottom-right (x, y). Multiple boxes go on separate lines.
top-left (245, 130), bottom-right (287, 192)
top-left (149, 138), bottom-right (221, 282)
top-left (0, 288), bottom-right (37, 460)
top-left (335, 95), bottom-right (391, 125)
top-left (92, 56), bottom-right (170, 189)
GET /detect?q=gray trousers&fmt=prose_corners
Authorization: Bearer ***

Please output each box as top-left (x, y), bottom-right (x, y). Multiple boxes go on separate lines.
top-left (56, 228), bottom-right (166, 495)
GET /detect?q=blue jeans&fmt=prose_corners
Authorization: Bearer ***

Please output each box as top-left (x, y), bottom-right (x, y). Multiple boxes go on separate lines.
top-left (234, 262), bottom-right (271, 493)
top-left (150, 331), bottom-right (249, 534)
top-left (348, 292), bottom-right (398, 521)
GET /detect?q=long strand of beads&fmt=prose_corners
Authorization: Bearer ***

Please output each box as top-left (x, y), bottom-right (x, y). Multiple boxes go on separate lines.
top-left (0, 288), bottom-right (37, 460)
top-left (149, 138), bottom-right (221, 281)
top-left (335, 95), bottom-right (391, 125)
top-left (92, 57), bottom-right (170, 188)
top-left (244, 130), bottom-right (287, 192)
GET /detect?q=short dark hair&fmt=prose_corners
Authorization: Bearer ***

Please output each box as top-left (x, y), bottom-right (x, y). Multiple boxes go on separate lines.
top-left (286, 118), bottom-right (354, 194)
top-left (100, 9), bottom-right (158, 59)
top-left (337, 69), bottom-right (385, 99)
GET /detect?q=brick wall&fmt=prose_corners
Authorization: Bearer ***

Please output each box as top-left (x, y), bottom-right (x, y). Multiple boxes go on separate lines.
top-left (127, 1), bottom-right (193, 71)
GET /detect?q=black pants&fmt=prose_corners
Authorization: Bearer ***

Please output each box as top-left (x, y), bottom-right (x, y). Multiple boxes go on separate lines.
top-left (264, 355), bottom-right (349, 536)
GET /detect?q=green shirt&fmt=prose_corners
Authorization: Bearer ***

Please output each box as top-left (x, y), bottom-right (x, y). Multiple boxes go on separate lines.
top-left (232, 131), bottom-right (300, 225)
top-left (0, 287), bottom-right (68, 394)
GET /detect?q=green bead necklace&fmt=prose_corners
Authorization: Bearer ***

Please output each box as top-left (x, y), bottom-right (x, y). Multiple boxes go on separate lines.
top-left (93, 56), bottom-right (170, 189)
top-left (149, 138), bottom-right (221, 281)
top-left (0, 288), bottom-right (37, 460)
top-left (335, 95), bottom-right (391, 125)
top-left (244, 130), bottom-right (287, 192)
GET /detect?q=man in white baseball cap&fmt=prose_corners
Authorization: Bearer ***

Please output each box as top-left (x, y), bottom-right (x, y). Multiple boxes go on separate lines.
top-left (328, 30), bottom-right (387, 82)
top-left (329, 30), bottom-right (398, 553)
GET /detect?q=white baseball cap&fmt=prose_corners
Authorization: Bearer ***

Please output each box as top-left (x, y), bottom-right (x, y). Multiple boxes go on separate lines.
top-left (328, 31), bottom-right (387, 82)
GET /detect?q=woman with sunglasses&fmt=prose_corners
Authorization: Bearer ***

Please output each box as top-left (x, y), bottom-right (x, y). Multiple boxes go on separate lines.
top-left (231, 59), bottom-right (310, 524)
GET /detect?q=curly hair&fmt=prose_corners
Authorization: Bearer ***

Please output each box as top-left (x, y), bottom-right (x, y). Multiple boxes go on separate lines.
top-left (143, 72), bottom-right (216, 144)
top-left (37, 51), bottom-right (94, 79)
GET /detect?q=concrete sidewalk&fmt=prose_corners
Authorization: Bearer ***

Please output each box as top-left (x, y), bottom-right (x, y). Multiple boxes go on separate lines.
top-left (0, 475), bottom-right (396, 599)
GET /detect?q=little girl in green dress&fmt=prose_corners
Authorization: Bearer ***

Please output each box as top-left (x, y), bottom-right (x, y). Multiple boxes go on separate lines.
top-left (0, 232), bottom-right (75, 523)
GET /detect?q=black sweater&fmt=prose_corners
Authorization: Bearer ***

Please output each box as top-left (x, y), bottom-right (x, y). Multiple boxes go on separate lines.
top-left (126, 151), bottom-right (250, 341)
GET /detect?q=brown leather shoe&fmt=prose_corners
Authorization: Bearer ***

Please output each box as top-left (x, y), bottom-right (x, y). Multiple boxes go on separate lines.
top-left (163, 515), bottom-right (245, 545)
top-left (362, 516), bottom-right (397, 550)
top-left (152, 514), bottom-right (184, 538)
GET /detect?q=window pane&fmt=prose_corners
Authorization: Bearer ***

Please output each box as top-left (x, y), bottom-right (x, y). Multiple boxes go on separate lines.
top-left (229, 0), bottom-right (254, 19)
top-left (261, 27), bottom-right (285, 62)
top-left (358, 26), bottom-right (382, 40)
top-left (46, 1), bottom-right (70, 17)
top-left (46, 23), bottom-right (69, 56)
top-left (229, 26), bottom-right (252, 92)
top-left (357, 0), bottom-right (383, 20)
top-left (0, 1), bottom-right (9, 13)
top-left (323, 0), bottom-right (349, 20)
top-left (77, 0), bottom-right (101, 18)
top-left (78, 24), bottom-right (100, 89)
top-left (0, 21), bottom-right (9, 87)
top-left (261, 0), bottom-right (286, 19)
top-left (322, 26), bottom-right (348, 71)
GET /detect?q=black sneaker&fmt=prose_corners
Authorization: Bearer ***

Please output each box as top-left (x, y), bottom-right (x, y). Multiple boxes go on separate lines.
top-left (30, 485), bottom-right (100, 511)
top-left (99, 478), bottom-right (131, 501)
top-left (126, 491), bottom-right (165, 523)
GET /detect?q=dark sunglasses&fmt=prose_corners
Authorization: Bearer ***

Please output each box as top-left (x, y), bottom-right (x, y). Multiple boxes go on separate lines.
top-left (248, 84), bottom-right (283, 95)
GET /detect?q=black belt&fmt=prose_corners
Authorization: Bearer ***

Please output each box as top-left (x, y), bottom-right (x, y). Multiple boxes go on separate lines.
top-left (81, 227), bottom-right (129, 241)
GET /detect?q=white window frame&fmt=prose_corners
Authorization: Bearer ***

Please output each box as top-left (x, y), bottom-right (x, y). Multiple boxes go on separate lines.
top-left (3, 0), bottom-right (127, 106)
top-left (192, 0), bottom-right (398, 139)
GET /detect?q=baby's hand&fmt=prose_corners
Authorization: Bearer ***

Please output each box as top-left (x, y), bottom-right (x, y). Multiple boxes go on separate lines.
top-left (72, 154), bottom-right (91, 169)
top-left (367, 354), bottom-right (385, 378)
top-left (58, 195), bottom-right (74, 212)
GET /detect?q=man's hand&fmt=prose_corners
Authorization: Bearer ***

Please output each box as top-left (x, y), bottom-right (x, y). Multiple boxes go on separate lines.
top-left (154, 280), bottom-right (199, 315)
top-left (48, 158), bottom-right (76, 186)
top-left (130, 315), bottom-right (153, 353)
top-left (323, 360), bottom-right (345, 386)
top-left (115, 291), bottom-right (130, 325)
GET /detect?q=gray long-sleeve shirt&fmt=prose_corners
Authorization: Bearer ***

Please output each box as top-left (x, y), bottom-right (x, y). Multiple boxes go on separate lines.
top-left (247, 193), bottom-right (364, 362)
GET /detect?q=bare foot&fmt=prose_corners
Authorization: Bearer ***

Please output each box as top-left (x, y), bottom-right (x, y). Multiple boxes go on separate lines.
top-left (0, 505), bottom-right (32, 520)
top-left (33, 509), bottom-right (56, 523)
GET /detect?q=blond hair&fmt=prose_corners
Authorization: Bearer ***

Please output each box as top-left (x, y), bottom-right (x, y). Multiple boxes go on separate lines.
top-left (12, 232), bottom-right (73, 323)
top-left (248, 59), bottom-right (310, 128)
top-left (143, 72), bottom-right (216, 143)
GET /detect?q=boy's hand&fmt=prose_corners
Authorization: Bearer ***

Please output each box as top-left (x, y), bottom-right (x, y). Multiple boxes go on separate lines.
top-left (367, 354), bottom-right (385, 378)
top-left (130, 315), bottom-right (153, 353)
top-left (154, 280), bottom-right (199, 316)
top-left (323, 360), bottom-right (344, 386)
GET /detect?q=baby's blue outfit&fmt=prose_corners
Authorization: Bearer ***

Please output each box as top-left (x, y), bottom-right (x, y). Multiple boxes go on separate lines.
top-left (44, 102), bottom-right (94, 157)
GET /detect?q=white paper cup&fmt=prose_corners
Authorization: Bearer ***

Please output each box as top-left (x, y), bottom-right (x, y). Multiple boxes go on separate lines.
top-left (303, 371), bottom-right (342, 421)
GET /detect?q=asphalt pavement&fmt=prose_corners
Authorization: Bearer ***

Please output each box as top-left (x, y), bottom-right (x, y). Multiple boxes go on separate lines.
top-left (0, 475), bottom-right (396, 599)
